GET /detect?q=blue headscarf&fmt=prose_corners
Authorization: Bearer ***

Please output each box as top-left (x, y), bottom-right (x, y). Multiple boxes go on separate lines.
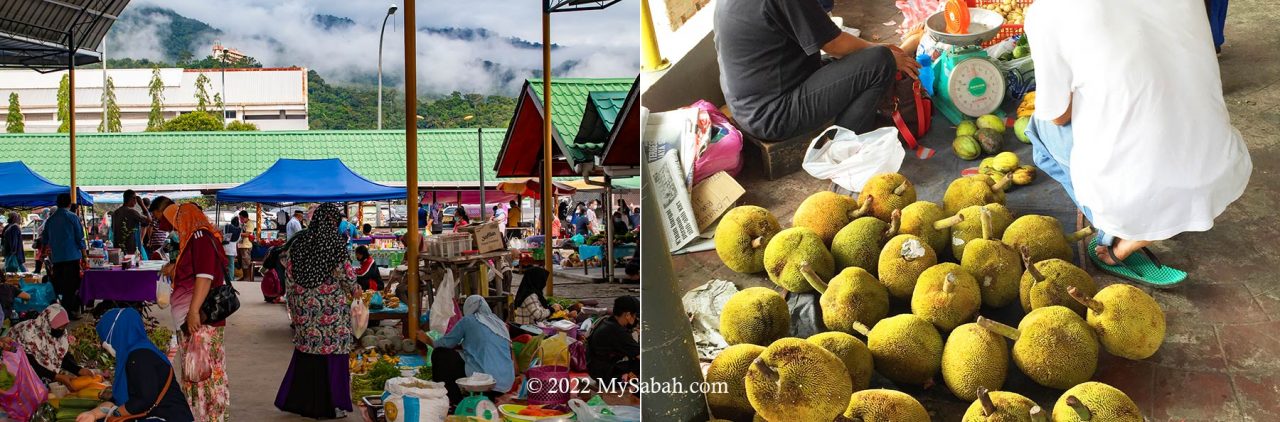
top-left (96, 308), bottom-right (168, 404)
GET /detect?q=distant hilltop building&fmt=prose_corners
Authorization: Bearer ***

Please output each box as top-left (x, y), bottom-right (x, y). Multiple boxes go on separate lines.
top-left (0, 67), bottom-right (309, 133)
top-left (213, 41), bottom-right (247, 64)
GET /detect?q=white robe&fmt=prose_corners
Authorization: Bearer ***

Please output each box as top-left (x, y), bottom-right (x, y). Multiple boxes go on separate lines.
top-left (1025, 0), bottom-right (1251, 240)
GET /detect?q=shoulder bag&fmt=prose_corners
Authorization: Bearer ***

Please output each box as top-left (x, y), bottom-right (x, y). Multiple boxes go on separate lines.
top-left (876, 71), bottom-right (934, 155)
top-left (105, 367), bottom-right (173, 422)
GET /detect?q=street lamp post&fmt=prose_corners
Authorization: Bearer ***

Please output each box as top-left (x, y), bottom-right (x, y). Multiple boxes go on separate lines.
top-left (464, 114), bottom-right (485, 221)
top-left (378, 4), bottom-right (398, 130)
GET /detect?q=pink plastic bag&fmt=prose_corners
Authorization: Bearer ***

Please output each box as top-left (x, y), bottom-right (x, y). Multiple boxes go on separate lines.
top-left (687, 100), bottom-right (743, 185)
top-left (352, 298), bottom-right (370, 338)
top-left (184, 326), bottom-right (216, 383)
top-left (895, 0), bottom-right (945, 34)
top-left (0, 349), bottom-right (48, 420)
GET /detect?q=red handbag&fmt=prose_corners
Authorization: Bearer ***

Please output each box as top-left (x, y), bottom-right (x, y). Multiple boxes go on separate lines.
top-left (877, 72), bottom-right (935, 158)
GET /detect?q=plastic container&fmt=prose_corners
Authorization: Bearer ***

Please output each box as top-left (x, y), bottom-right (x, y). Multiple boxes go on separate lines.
top-left (578, 245), bottom-right (603, 261)
top-left (966, 0), bottom-right (1031, 46)
top-left (426, 233), bottom-right (473, 258)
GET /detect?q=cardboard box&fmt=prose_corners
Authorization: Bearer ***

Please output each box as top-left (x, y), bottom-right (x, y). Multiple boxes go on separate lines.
top-left (462, 222), bottom-right (506, 253)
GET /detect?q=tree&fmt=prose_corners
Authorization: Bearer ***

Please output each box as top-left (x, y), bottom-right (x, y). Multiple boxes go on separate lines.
top-left (213, 92), bottom-right (224, 116)
top-left (225, 120), bottom-right (257, 131)
top-left (56, 74), bottom-right (70, 133)
top-left (161, 111), bottom-right (223, 131)
top-left (146, 67), bottom-right (165, 131)
top-left (97, 77), bottom-right (122, 132)
top-left (194, 73), bottom-right (212, 112)
top-left (6, 93), bottom-right (23, 133)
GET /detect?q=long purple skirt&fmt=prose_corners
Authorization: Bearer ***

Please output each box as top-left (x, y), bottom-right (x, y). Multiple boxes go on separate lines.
top-left (275, 350), bottom-right (353, 418)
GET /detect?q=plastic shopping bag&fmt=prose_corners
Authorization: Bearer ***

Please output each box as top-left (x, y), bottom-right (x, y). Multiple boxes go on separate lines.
top-left (802, 126), bottom-right (906, 192)
top-left (539, 333), bottom-right (571, 368)
top-left (0, 349), bottom-right (48, 421)
top-left (352, 298), bottom-right (370, 339)
top-left (428, 269), bottom-right (458, 334)
top-left (183, 326), bottom-right (216, 383)
top-left (156, 276), bottom-right (172, 309)
top-left (687, 100), bottom-right (744, 185)
top-left (569, 398), bottom-right (641, 422)
top-left (381, 377), bottom-right (449, 422)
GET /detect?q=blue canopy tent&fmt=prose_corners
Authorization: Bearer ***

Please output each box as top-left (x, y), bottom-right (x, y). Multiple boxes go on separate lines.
top-left (0, 161), bottom-right (94, 207)
top-left (216, 158), bottom-right (403, 203)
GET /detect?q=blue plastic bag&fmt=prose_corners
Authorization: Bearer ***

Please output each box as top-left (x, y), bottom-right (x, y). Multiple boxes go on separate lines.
top-left (13, 280), bottom-right (54, 314)
top-left (369, 292), bottom-right (385, 310)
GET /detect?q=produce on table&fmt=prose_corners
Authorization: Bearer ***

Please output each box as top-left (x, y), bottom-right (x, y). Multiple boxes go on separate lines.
top-left (954, 135), bottom-right (983, 160)
top-left (350, 348), bottom-right (402, 374)
top-left (942, 325), bottom-right (1010, 402)
top-left (831, 210), bottom-right (898, 276)
top-left (706, 344), bottom-right (766, 422)
top-left (745, 338), bottom-right (852, 422)
top-left (350, 358), bottom-right (400, 398)
top-left (792, 192), bottom-right (868, 246)
top-left (867, 314), bottom-right (942, 388)
top-left (1002, 215), bottom-right (1094, 264)
top-left (719, 287), bottom-right (790, 346)
top-left (762, 227), bottom-right (834, 293)
top-left (1052, 382), bottom-right (1142, 422)
top-left (976, 128), bottom-right (1004, 155)
top-left (802, 265), bottom-right (890, 334)
top-left (979, 157), bottom-right (997, 175)
top-left (951, 204), bottom-right (1015, 261)
top-left (715, 206), bottom-right (782, 274)
top-left (981, 0), bottom-right (1026, 25)
top-left (1019, 247), bottom-right (1099, 315)
top-left (978, 307), bottom-right (1099, 390)
top-left (911, 263), bottom-right (982, 332)
top-left (1014, 116), bottom-right (1032, 143)
top-left (900, 202), bottom-right (965, 255)
top-left (1012, 165), bottom-right (1037, 185)
top-left (414, 364), bottom-right (433, 381)
top-left (843, 389), bottom-right (930, 422)
top-left (807, 331), bottom-right (874, 392)
top-left (878, 235), bottom-right (938, 301)
top-left (960, 206), bottom-right (1023, 308)
top-left (857, 173), bottom-right (917, 223)
top-left (993, 152), bottom-right (1019, 173)
top-left (1017, 91), bottom-right (1036, 119)
top-left (976, 114), bottom-right (1007, 134)
top-left (1068, 285), bottom-right (1166, 360)
top-left (961, 388), bottom-right (1041, 422)
top-left (943, 174), bottom-right (1011, 216)
top-left (956, 120), bottom-right (979, 137)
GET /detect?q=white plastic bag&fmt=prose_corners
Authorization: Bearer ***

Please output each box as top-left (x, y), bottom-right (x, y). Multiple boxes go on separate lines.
top-left (429, 269), bottom-right (458, 334)
top-left (382, 377), bottom-right (449, 422)
top-left (802, 126), bottom-right (906, 192)
top-left (155, 276), bottom-right (172, 309)
top-left (569, 399), bottom-right (641, 422)
top-left (352, 297), bottom-right (370, 338)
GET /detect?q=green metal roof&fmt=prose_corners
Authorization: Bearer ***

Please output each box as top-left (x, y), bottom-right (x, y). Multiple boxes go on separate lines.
top-left (527, 78), bottom-right (635, 165)
top-left (588, 91), bottom-right (627, 132)
top-left (571, 90), bottom-right (628, 162)
top-left (0, 129), bottom-right (508, 190)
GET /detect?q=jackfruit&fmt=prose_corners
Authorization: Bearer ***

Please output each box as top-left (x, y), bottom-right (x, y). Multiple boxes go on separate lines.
top-left (977, 307), bottom-right (1098, 389)
top-left (843, 389), bottom-right (929, 422)
top-left (808, 331), bottom-right (874, 391)
top-left (1001, 215), bottom-right (1093, 263)
top-left (867, 314), bottom-right (942, 387)
top-left (899, 201), bottom-right (964, 254)
top-left (716, 206), bottom-right (782, 274)
top-left (763, 227), bottom-right (834, 293)
top-left (960, 206), bottom-right (1023, 308)
top-left (943, 323), bottom-right (1009, 402)
top-left (1052, 382), bottom-right (1142, 422)
top-left (911, 263), bottom-right (982, 332)
top-left (961, 388), bottom-right (1039, 422)
top-left (878, 234), bottom-right (937, 301)
top-left (802, 265), bottom-right (890, 334)
top-left (857, 173), bottom-right (916, 222)
top-left (943, 174), bottom-right (1011, 216)
top-left (720, 287), bottom-right (790, 346)
top-left (831, 210), bottom-right (898, 275)
top-left (745, 338), bottom-right (852, 422)
top-left (1018, 248), bottom-right (1098, 315)
top-left (951, 203), bottom-right (1014, 261)
top-left (706, 344), bottom-right (766, 422)
top-left (792, 192), bottom-right (868, 246)
top-left (1068, 285), bottom-right (1165, 360)
top-left (993, 152), bottom-right (1019, 173)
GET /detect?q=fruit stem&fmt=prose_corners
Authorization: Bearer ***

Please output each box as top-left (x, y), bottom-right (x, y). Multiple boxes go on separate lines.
top-left (799, 261), bottom-right (829, 294)
top-left (943, 273), bottom-right (957, 293)
top-left (1067, 286), bottom-right (1104, 314)
top-left (979, 206), bottom-right (993, 241)
top-left (1065, 226), bottom-right (1094, 242)
top-left (893, 181), bottom-right (909, 196)
top-left (751, 236), bottom-right (764, 249)
top-left (850, 321), bottom-right (870, 337)
top-left (1065, 396), bottom-right (1092, 421)
top-left (1029, 405), bottom-right (1047, 422)
top-left (1021, 245), bottom-right (1044, 283)
top-left (993, 173), bottom-right (1013, 191)
top-left (977, 387), bottom-right (996, 416)
top-left (852, 197), bottom-right (874, 219)
top-left (976, 316), bottom-right (1021, 341)
top-left (933, 214), bottom-right (965, 230)
top-left (885, 209), bottom-right (901, 238)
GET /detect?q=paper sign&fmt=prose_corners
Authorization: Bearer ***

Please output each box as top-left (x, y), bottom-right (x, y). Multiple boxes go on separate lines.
top-left (690, 171), bottom-right (745, 232)
top-left (650, 151), bottom-right (701, 251)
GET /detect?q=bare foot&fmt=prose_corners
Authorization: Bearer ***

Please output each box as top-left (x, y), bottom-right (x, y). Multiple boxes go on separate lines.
top-left (1095, 238), bottom-right (1154, 265)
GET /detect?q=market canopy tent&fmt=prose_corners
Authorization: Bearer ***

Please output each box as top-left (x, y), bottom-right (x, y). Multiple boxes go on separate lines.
top-left (217, 158), bottom-right (404, 203)
top-left (0, 161), bottom-right (93, 207)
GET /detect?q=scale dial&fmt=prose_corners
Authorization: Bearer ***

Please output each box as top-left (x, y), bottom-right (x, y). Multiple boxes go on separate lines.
top-left (947, 57), bottom-right (1005, 117)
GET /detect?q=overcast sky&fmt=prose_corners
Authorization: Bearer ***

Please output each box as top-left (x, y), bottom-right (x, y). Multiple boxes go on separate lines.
top-left (114, 0), bottom-right (640, 95)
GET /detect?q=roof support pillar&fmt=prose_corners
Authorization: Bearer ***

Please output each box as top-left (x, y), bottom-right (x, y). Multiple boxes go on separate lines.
top-left (403, 0), bottom-right (421, 342)
top-left (542, 3), bottom-right (555, 296)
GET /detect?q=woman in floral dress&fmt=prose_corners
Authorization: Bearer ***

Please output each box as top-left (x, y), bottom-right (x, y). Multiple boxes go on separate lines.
top-left (274, 203), bottom-right (361, 418)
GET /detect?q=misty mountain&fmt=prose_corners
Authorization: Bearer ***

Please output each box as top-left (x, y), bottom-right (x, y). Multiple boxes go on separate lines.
top-left (419, 27), bottom-right (560, 50)
top-left (111, 6), bottom-right (223, 63)
top-left (313, 14), bottom-right (355, 31)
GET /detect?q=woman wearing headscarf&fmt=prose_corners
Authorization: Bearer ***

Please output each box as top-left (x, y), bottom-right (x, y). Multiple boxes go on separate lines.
top-left (424, 295), bottom-right (515, 405)
top-left (511, 266), bottom-right (558, 326)
top-left (76, 307), bottom-right (193, 422)
top-left (1, 304), bottom-right (90, 385)
top-left (3, 212), bottom-right (24, 272)
top-left (145, 197), bottom-right (174, 260)
top-left (274, 203), bottom-right (361, 419)
top-left (159, 203), bottom-right (230, 422)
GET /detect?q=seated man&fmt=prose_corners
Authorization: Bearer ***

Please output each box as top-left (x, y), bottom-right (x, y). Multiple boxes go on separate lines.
top-left (1024, 0), bottom-right (1250, 282)
top-left (714, 0), bottom-right (920, 141)
top-left (586, 296), bottom-right (639, 387)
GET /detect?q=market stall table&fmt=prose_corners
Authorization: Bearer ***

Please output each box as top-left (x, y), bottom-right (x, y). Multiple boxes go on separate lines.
top-left (80, 269), bottom-right (159, 304)
top-left (370, 303), bottom-right (410, 336)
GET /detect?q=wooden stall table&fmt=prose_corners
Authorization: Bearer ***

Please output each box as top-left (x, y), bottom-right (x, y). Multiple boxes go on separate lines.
top-left (369, 303), bottom-right (410, 336)
top-left (414, 251), bottom-right (514, 344)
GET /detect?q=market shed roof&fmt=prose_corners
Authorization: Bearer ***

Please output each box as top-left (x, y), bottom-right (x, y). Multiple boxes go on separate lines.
top-left (573, 90), bottom-right (629, 161)
top-left (0, 0), bottom-right (129, 70)
top-left (495, 77), bottom-right (636, 177)
top-left (597, 79), bottom-right (639, 169)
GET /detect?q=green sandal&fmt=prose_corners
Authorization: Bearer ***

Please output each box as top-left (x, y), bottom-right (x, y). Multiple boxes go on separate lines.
top-left (1087, 237), bottom-right (1187, 288)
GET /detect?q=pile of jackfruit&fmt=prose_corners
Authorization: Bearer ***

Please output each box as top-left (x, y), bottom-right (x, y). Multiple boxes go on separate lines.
top-left (709, 172), bottom-right (1165, 422)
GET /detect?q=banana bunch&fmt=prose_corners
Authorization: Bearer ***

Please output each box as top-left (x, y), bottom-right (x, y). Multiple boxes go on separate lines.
top-left (981, 0), bottom-right (1025, 25)
top-left (385, 295), bottom-right (401, 309)
top-left (349, 349), bottom-right (401, 373)
top-left (1017, 91), bottom-right (1036, 119)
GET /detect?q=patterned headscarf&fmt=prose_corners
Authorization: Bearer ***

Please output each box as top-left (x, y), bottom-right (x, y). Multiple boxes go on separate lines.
top-left (288, 203), bottom-right (349, 289)
top-left (9, 304), bottom-right (70, 373)
top-left (163, 203), bottom-right (223, 265)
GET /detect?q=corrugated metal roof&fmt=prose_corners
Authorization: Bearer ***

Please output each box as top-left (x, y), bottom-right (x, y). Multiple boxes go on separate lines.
top-left (0, 0), bottom-right (130, 70)
top-left (599, 80), bottom-right (639, 168)
top-left (495, 77), bottom-right (635, 176)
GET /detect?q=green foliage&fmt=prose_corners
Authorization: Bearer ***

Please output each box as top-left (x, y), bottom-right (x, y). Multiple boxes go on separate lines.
top-left (225, 120), bottom-right (258, 131)
top-left (419, 92), bottom-right (516, 129)
top-left (147, 67), bottom-right (166, 131)
top-left (5, 93), bottom-right (22, 133)
top-left (161, 111), bottom-right (223, 132)
top-left (98, 77), bottom-right (122, 133)
top-left (307, 70), bottom-right (516, 130)
top-left (111, 6), bottom-right (222, 64)
top-left (194, 74), bottom-right (212, 112)
top-left (57, 74), bottom-right (70, 133)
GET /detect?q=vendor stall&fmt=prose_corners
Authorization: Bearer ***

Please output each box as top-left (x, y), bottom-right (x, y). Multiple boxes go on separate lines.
top-left (0, 161), bottom-right (94, 207)
top-left (79, 269), bottom-right (159, 304)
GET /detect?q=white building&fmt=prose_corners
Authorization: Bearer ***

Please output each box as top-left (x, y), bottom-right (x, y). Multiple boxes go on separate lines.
top-left (0, 67), bottom-right (310, 132)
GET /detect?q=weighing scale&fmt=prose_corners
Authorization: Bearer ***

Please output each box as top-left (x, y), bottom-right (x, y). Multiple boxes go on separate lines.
top-left (924, 1), bottom-right (1008, 124)
top-left (455, 379), bottom-right (499, 420)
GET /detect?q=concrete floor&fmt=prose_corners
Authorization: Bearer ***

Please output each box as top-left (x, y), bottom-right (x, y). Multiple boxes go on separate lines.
top-left (669, 0), bottom-right (1280, 420)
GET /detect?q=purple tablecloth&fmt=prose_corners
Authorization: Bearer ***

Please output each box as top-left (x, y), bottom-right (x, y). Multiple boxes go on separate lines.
top-left (81, 269), bottom-right (159, 304)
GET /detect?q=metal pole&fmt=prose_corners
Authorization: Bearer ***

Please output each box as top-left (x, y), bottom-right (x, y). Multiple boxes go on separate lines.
top-left (478, 128), bottom-right (485, 221)
top-left (604, 177), bottom-right (613, 281)
top-left (639, 0), bottom-right (671, 72)
top-left (220, 49), bottom-right (226, 124)
top-left (541, 3), bottom-right (554, 296)
top-left (68, 32), bottom-right (77, 205)
top-left (378, 4), bottom-right (396, 130)
top-left (403, 0), bottom-right (421, 342)
top-left (101, 37), bottom-right (107, 129)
